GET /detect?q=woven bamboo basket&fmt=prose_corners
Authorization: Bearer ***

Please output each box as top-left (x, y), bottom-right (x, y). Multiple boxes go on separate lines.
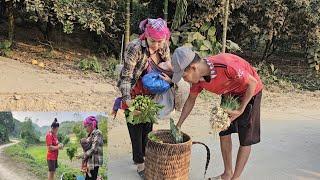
top-left (145, 130), bottom-right (210, 180)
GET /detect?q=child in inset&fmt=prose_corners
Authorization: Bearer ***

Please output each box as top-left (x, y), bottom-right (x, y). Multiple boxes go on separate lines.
top-left (80, 138), bottom-right (92, 177)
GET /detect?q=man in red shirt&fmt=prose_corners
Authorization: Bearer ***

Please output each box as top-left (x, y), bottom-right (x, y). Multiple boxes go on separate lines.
top-left (172, 47), bottom-right (263, 180)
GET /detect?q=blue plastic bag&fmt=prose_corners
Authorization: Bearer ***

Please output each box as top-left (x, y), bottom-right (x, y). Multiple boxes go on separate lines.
top-left (142, 71), bottom-right (171, 94)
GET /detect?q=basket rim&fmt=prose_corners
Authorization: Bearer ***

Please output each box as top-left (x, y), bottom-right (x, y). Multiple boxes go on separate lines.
top-left (148, 129), bottom-right (192, 146)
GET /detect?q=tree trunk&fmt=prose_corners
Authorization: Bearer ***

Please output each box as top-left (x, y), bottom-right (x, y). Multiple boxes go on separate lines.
top-left (222, 0), bottom-right (229, 53)
top-left (124, 0), bottom-right (131, 47)
top-left (6, 0), bottom-right (14, 44)
top-left (164, 0), bottom-right (168, 21)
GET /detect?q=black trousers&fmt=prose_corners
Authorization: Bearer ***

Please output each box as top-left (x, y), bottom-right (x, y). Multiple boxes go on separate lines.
top-left (85, 166), bottom-right (99, 180)
top-left (127, 122), bottom-right (153, 164)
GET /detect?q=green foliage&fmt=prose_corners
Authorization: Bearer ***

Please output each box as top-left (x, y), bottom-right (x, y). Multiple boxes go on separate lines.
top-left (256, 62), bottom-right (280, 84)
top-left (20, 118), bottom-right (40, 145)
top-left (72, 124), bottom-right (86, 142)
top-left (58, 132), bottom-right (70, 145)
top-left (171, 25), bottom-right (222, 57)
top-left (4, 144), bottom-right (83, 179)
top-left (171, 0), bottom-right (188, 29)
top-left (0, 112), bottom-right (15, 144)
top-left (307, 45), bottom-right (320, 72)
top-left (97, 115), bottom-right (108, 144)
top-left (126, 95), bottom-right (164, 125)
top-left (0, 40), bottom-right (12, 57)
top-left (23, 0), bottom-right (117, 34)
top-left (170, 118), bottom-right (183, 143)
top-left (169, 0), bottom-right (320, 71)
top-left (148, 132), bottom-right (162, 143)
top-left (66, 143), bottom-right (77, 161)
top-left (61, 171), bottom-right (77, 180)
top-left (104, 57), bottom-right (119, 79)
top-left (220, 96), bottom-right (240, 110)
top-left (78, 56), bottom-right (102, 73)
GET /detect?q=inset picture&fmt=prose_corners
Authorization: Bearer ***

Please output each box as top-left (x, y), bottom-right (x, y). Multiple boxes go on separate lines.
top-left (0, 111), bottom-right (108, 180)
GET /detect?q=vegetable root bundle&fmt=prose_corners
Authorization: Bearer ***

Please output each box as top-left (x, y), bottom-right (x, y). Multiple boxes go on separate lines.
top-left (210, 95), bottom-right (240, 134)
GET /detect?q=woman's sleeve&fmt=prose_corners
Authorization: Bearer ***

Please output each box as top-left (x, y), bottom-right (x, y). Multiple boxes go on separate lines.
top-left (84, 132), bottom-right (102, 158)
top-left (118, 42), bottom-right (140, 102)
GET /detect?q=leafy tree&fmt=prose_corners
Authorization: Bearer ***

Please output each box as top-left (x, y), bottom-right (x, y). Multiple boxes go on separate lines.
top-left (72, 123), bottom-right (86, 143)
top-left (97, 115), bottom-right (108, 144)
top-left (0, 112), bottom-right (15, 144)
top-left (20, 117), bottom-right (40, 145)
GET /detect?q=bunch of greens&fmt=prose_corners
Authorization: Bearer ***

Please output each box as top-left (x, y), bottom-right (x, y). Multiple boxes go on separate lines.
top-left (170, 118), bottom-right (183, 143)
top-left (62, 171), bottom-right (77, 180)
top-left (66, 144), bottom-right (78, 161)
top-left (220, 95), bottom-right (240, 110)
top-left (126, 95), bottom-right (164, 125)
top-left (148, 132), bottom-right (163, 143)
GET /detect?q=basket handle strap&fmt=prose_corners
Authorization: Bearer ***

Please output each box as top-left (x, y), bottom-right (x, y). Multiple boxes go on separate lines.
top-left (192, 141), bottom-right (211, 179)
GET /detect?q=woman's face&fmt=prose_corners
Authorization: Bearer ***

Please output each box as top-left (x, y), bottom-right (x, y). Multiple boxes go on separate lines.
top-left (147, 37), bottom-right (166, 52)
top-left (85, 124), bottom-right (94, 134)
top-left (52, 127), bottom-right (59, 135)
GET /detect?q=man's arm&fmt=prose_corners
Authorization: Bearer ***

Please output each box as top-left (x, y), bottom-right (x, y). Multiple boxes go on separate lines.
top-left (176, 93), bottom-right (198, 128)
top-left (227, 74), bottom-right (257, 121)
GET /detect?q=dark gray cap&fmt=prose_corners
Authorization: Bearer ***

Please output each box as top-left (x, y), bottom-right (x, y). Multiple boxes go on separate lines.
top-left (171, 47), bottom-right (196, 83)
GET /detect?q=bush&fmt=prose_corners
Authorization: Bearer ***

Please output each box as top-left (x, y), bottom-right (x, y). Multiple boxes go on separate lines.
top-left (104, 57), bottom-right (120, 79)
top-left (66, 144), bottom-right (77, 161)
top-left (78, 56), bottom-right (102, 73)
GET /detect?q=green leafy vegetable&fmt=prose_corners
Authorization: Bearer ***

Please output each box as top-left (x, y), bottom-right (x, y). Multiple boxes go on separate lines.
top-left (170, 118), bottom-right (183, 143)
top-left (126, 95), bottom-right (164, 125)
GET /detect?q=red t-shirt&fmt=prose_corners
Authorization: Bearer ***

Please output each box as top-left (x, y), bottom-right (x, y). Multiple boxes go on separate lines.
top-left (190, 53), bottom-right (263, 97)
top-left (46, 131), bottom-right (59, 160)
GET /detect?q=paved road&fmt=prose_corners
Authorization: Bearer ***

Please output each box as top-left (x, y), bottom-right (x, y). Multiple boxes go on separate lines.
top-left (108, 112), bottom-right (320, 180)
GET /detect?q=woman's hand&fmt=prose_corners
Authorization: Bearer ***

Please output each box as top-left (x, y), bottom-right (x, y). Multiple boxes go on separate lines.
top-left (133, 110), bottom-right (142, 116)
top-left (76, 153), bottom-right (83, 159)
top-left (160, 72), bottom-right (172, 83)
top-left (126, 99), bottom-right (141, 115)
top-left (58, 143), bottom-right (64, 150)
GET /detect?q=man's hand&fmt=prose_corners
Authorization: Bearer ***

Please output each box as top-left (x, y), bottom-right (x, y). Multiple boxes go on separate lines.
top-left (176, 122), bottom-right (182, 129)
top-left (225, 109), bottom-right (244, 122)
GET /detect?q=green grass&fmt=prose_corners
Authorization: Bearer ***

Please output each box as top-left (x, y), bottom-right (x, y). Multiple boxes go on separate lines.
top-left (4, 142), bottom-right (108, 180)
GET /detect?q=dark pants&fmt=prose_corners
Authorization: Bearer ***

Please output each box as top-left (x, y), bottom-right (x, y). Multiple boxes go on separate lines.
top-left (127, 122), bottom-right (153, 164)
top-left (219, 91), bottom-right (262, 146)
top-left (47, 160), bottom-right (58, 172)
top-left (85, 166), bottom-right (99, 180)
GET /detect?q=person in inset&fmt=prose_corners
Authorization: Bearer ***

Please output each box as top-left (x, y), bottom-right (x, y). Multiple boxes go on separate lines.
top-left (116, 18), bottom-right (172, 178)
top-left (46, 118), bottom-right (63, 180)
top-left (172, 47), bottom-right (263, 180)
top-left (80, 116), bottom-right (104, 180)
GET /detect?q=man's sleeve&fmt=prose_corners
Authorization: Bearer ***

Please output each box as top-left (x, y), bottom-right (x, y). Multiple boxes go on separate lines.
top-left (189, 83), bottom-right (203, 96)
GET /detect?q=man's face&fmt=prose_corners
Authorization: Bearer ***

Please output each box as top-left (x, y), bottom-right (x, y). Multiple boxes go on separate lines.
top-left (182, 63), bottom-right (202, 84)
